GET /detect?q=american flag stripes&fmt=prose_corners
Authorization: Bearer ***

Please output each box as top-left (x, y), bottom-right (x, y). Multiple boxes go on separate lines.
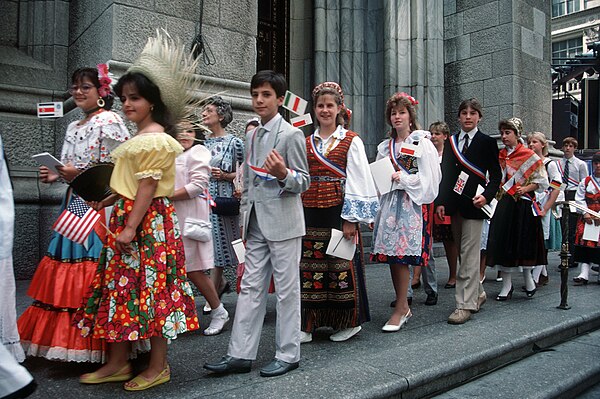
top-left (53, 195), bottom-right (100, 244)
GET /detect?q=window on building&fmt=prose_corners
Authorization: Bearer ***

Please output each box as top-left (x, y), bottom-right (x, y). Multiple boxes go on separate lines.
top-left (552, 37), bottom-right (584, 64)
top-left (552, 0), bottom-right (582, 17)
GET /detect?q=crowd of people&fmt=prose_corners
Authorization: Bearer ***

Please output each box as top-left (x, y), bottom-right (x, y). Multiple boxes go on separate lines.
top-left (1, 29), bottom-right (599, 395)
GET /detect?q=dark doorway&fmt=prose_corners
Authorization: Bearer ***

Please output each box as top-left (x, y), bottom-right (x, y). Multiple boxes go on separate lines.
top-left (257, 0), bottom-right (289, 77)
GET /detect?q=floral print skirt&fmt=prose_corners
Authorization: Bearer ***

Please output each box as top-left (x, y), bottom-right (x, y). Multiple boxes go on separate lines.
top-left (73, 197), bottom-right (199, 342)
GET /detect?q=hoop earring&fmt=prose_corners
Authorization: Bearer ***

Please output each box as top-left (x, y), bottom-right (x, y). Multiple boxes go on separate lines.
top-left (97, 98), bottom-right (105, 108)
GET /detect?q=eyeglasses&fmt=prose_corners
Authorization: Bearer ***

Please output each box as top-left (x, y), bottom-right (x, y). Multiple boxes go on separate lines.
top-left (68, 84), bottom-right (95, 94)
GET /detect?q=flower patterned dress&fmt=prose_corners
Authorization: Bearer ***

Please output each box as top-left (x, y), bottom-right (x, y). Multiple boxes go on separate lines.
top-left (204, 134), bottom-right (245, 269)
top-left (371, 131), bottom-right (441, 266)
top-left (73, 133), bottom-right (199, 343)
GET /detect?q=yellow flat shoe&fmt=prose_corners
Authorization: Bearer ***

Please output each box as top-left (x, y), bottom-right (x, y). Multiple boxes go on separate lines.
top-left (123, 365), bottom-right (170, 391)
top-left (80, 364), bottom-right (133, 384)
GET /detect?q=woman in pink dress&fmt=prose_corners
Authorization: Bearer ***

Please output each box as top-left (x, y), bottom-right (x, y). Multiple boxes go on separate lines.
top-left (172, 122), bottom-right (229, 335)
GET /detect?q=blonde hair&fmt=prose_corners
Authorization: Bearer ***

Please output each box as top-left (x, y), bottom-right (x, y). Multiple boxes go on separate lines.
top-left (527, 131), bottom-right (548, 156)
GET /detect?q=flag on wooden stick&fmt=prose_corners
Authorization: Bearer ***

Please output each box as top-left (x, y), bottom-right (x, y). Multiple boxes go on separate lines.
top-left (53, 195), bottom-right (100, 244)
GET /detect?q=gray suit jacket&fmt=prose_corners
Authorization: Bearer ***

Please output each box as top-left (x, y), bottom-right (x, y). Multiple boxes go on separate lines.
top-left (240, 115), bottom-right (310, 242)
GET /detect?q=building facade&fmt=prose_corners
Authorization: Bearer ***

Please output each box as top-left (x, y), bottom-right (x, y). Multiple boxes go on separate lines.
top-left (1, 0), bottom-right (551, 278)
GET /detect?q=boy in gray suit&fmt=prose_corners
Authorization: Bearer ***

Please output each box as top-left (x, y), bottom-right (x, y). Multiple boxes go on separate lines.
top-left (204, 70), bottom-right (310, 377)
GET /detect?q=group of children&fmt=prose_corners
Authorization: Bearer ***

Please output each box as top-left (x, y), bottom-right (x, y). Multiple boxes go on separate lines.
top-left (3, 29), bottom-right (599, 395)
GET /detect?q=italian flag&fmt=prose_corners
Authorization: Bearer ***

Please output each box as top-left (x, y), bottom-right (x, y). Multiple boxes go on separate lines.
top-left (283, 91), bottom-right (307, 115)
top-left (290, 113), bottom-right (313, 128)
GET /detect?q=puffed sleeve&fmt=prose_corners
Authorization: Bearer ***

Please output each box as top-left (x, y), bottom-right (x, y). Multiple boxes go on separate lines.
top-left (575, 178), bottom-right (588, 214)
top-left (342, 135), bottom-right (379, 223)
top-left (135, 149), bottom-right (174, 180)
top-left (394, 132), bottom-right (442, 205)
top-left (184, 145), bottom-right (211, 198)
top-left (97, 111), bottom-right (130, 159)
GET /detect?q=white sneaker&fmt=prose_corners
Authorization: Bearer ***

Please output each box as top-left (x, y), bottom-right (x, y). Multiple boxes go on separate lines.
top-left (204, 308), bottom-right (229, 336)
top-left (330, 326), bottom-right (362, 342)
top-left (300, 331), bottom-right (312, 344)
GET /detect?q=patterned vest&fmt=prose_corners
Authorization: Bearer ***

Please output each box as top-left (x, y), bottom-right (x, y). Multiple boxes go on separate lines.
top-left (302, 131), bottom-right (357, 208)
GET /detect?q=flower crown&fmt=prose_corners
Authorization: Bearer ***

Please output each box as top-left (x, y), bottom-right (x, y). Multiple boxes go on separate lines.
top-left (312, 81), bottom-right (345, 104)
top-left (97, 63), bottom-right (112, 98)
top-left (398, 92), bottom-right (419, 105)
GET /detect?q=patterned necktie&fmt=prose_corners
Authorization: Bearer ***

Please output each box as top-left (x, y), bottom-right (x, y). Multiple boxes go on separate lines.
top-left (462, 134), bottom-right (469, 154)
top-left (563, 159), bottom-right (570, 187)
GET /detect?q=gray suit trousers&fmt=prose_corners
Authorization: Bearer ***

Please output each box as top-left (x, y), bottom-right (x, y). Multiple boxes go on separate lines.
top-left (227, 210), bottom-right (302, 363)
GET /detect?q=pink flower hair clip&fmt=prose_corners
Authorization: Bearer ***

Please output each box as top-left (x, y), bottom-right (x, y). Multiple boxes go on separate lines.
top-left (97, 63), bottom-right (113, 98)
top-left (398, 92), bottom-right (419, 105)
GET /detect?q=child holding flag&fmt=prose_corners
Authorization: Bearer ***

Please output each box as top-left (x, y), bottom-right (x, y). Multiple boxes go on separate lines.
top-left (486, 118), bottom-right (548, 300)
top-left (371, 92), bottom-right (441, 332)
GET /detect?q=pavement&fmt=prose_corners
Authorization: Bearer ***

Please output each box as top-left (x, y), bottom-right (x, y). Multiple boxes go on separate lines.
top-left (14, 250), bottom-right (600, 399)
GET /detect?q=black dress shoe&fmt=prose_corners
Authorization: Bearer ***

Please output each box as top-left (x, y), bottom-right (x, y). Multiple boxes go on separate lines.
top-left (425, 293), bottom-right (438, 306)
top-left (444, 282), bottom-right (456, 289)
top-left (573, 277), bottom-right (589, 286)
top-left (390, 297), bottom-right (412, 307)
top-left (259, 359), bottom-right (299, 377)
top-left (203, 356), bottom-right (252, 374)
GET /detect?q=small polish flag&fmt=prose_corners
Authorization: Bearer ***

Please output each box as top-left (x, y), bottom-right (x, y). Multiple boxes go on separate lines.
top-left (37, 102), bottom-right (64, 118)
top-left (282, 91), bottom-right (307, 115)
top-left (399, 142), bottom-right (422, 158)
top-left (502, 177), bottom-right (518, 196)
top-left (290, 113), bottom-right (313, 128)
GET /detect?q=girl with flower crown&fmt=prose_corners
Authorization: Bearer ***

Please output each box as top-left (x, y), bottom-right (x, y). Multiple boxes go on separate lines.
top-left (299, 82), bottom-right (379, 343)
top-left (72, 32), bottom-right (200, 391)
top-left (18, 66), bottom-right (130, 362)
top-left (371, 92), bottom-right (441, 332)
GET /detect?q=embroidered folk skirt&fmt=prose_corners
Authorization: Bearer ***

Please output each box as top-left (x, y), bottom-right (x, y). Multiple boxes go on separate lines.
top-left (300, 205), bottom-right (370, 332)
top-left (18, 191), bottom-right (106, 362)
top-left (73, 197), bottom-right (199, 342)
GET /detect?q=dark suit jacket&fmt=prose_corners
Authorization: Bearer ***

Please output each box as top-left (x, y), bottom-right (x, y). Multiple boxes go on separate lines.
top-left (436, 130), bottom-right (501, 219)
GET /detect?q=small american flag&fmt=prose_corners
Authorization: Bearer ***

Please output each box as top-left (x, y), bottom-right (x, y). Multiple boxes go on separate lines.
top-left (53, 195), bottom-right (100, 244)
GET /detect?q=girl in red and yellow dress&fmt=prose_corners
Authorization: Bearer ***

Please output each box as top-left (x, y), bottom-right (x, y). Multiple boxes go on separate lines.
top-left (572, 152), bottom-right (600, 285)
top-left (73, 32), bottom-right (199, 391)
top-left (18, 66), bottom-right (130, 362)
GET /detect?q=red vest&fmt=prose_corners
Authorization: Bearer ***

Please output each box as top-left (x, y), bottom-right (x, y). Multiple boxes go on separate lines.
top-left (302, 131), bottom-right (357, 208)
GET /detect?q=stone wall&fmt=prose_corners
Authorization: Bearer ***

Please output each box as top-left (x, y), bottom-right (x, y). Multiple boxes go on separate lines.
top-left (444, 0), bottom-right (552, 136)
top-left (1, 0), bottom-right (257, 279)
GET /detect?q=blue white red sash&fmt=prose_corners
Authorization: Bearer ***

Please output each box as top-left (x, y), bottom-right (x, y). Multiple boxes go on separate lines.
top-left (309, 134), bottom-right (346, 178)
top-left (589, 175), bottom-right (600, 193)
top-left (557, 160), bottom-right (580, 187)
top-left (520, 192), bottom-right (543, 216)
top-left (449, 134), bottom-right (486, 180)
top-left (388, 139), bottom-right (410, 174)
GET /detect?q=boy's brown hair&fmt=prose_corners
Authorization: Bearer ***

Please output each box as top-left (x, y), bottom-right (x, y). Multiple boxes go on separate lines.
top-left (457, 98), bottom-right (483, 118)
top-left (562, 136), bottom-right (578, 149)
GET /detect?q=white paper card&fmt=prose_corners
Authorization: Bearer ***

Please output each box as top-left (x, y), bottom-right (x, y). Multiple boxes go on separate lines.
top-left (231, 238), bottom-right (246, 264)
top-left (325, 229), bottom-right (356, 261)
top-left (583, 223), bottom-right (600, 242)
top-left (32, 152), bottom-right (64, 175)
top-left (454, 171), bottom-right (469, 195)
top-left (476, 184), bottom-right (497, 218)
top-left (369, 157), bottom-right (398, 195)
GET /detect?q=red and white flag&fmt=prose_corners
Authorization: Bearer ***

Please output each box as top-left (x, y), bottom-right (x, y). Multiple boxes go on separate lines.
top-left (282, 91), bottom-right (307, 115)
top-left (37, 102), bottom-right (64, 118)
top-left (53, 195), bottom-right (100, 244)
top-left (290, 113), bottom-right (313, 128)
top-left (502, 177), bottom-right (518, 196)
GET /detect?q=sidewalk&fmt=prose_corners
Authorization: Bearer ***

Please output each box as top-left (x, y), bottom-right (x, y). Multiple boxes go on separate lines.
top-left (15, 251), bottom-right (600, 398)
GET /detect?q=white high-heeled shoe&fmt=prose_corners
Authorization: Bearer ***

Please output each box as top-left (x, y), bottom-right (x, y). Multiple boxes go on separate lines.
top-left (382, 310), bottom-right (412, 332)
top-left (330, 326), bottom-right (361, 342)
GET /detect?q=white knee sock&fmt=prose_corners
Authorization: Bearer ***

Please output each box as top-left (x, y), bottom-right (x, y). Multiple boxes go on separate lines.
top-left (577, 263), bottom-right (591, 280)
top-left (498, 272), bottom-right (513, 296)
top-left (523, 267), bottom-right (536, 291)
top-left (532, 266), bottom-right (543, 283)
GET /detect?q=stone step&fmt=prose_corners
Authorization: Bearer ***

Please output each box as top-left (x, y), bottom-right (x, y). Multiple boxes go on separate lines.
top-left (433, 329), bottom-right (600, 398)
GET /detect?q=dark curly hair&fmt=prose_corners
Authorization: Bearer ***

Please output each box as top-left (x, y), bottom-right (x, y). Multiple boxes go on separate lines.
top-left (71, 67), bottom-right (114, 110)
